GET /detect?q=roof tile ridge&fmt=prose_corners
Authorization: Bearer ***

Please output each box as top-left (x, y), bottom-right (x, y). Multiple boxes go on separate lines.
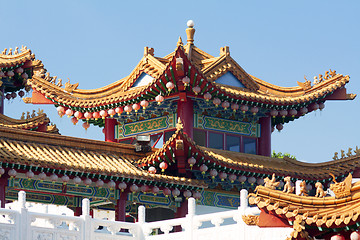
top-left (226, 56), bottom-right (260, 91)
top-left (201, 54), bottom-right (227, 74)
top-left (0, 48), bottom-right (32, 60)
top-left (190, 45), bottom-right (214, 59)
top-left (0, 112), bottom-right (49, 125)
top-left (250, 74), bottom-right (304, 92)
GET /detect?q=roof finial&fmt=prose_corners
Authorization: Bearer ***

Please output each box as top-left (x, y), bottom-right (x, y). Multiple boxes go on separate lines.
top-left (186, 20), bottom-right (195, 45)
top-left (177, 36), bottom-right (183, 47)
top-left (176, 117), bottom-right (184, 130)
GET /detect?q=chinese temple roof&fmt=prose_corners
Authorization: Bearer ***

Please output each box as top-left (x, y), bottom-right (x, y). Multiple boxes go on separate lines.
top-left (0, 126), bottom-right (206, 189)
top-left (249, 174), bottom-right (360, 239)
top-left (0, 111), bottom-right (59, 133)
top-left (24, 23), bottom-right (355, 128)
top-left (137, 123), bottom-right (360, 181)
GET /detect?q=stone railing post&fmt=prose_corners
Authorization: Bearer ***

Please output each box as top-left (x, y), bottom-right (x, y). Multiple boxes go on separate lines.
top-left (138, 205), bottom-right (146, 240)
top-left (238, 189), bottom-right (248, 240)
top-left (18, 191), bottom-right (28, 240)
top-left (185, 198), bottom-right (196, 240)
top-left (81, 198), bottom-right (91, 240)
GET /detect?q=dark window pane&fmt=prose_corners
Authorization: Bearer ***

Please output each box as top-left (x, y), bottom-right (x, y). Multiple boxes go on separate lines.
top-left (208, 132), bottom-right (224, 149)
top-left (226, 135), bottom-right (240, 152)
top-left (119, 139), bottom-right (133, 144)
top-left (193, 129), bottom-right (206, 147)
top-left (164, 130), bottom-right (175, 142)
top-left (243, 137), bottom-right (256, 154)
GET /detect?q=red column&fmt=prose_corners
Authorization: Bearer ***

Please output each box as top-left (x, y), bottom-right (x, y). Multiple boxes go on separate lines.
top-left (0, 87), bottom-right (4, 115)
top-left (0, 174), bottom-right (8, 208)
top-left (258, 116), bottom-right (271, 157)
top-left (105, 118), bottom-right (117, 142)
top-left (115, 190), bottom-right (128, 221)
top-left (177, 97), bottom-right (193, 139)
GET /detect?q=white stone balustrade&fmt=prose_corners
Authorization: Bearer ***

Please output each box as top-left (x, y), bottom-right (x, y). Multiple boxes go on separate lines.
top-left (0, 190), bottom-right (293, 240)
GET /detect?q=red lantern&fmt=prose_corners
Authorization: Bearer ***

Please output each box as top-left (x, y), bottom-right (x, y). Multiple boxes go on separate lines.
top-left (200, 164), bottom-right (208, 174)
top-left (108, 109), bottom-right (115, 117)
top-left (300, 107), bottom-right (308, 115)
top-left (115, 107), bottom-right (123, 115)
top-left (50, 173), bottom-right (58, 182)
top-left (84, 112), bottom-right (92, 120)
top-left (257, 178), bottom-right (264, 185)
top-left (130, 184), bottom-right (138, 193)
top-left (132, 103), bottom-right (140, 113)
top-left (289, 109), bottom-right (297, 117)
top-left (152, 186), bottom-right (159, 195)
top-left (210, 169), bottom-right (218, 179)
top-left (193, 191), bottom-right (201, 200)
top-left (279, 109), bottom-right (288, 118)
top-left (331, 234), bottom-right (345, 240)
top-left (140, 185), bottom-right (149, 193)
top-left (15, 67), bottom-right (24, 74)
top-left (270, 109), bottom-right (278, 118)
top-left (204, 92), bottom-right (212, 101)
top-left (231, 103), bottom-right (239, 112)
top-left (39, 172), bottom-right (47, 181)
top-left (166, 82), bottom-right (175, 91)
top-left (11, 92), bottom-right (16, 99)
top-left (7, 70), bottom-right (14, 78)
top-left (96, 179), bottom-right (104, 188)
top-left (312, 103), bottom-right (319, 111)
top-left (222, 101), bottom-right (230, 110)
top-left (93, 112), bottom-right (100, 120)
top-left (82, 122), bottom-right (90, 130)
top-left (140, 100), bottom-right (149, 109)
top-left (172, 188), bottom-right (180, 197)
top-left (65, 109), bottom-right (74, 117)
top-left (276, 123), bottom-right (283, 132)
top-left (0, 168), bottom-right (4, 176)
top-left (155, 95), bottom-right (164, 105)
top-left (213, 98), bottom-right (221, 106)
top-left (26, 170), bottom-right (34, 179)
top-left (219, 172), bottom-right (227, 181)
top-left (192, 86), bottom-right (201, 95)
top-left (74, 111), bottom-right (83, 119)
top-left (0, 71), bottom-right (4, 78)
top-left (18, 90), bottom-right (25, 97)
top-left (229, 174), bottom-right (237, 183)
top-left (248, 176), bottom-right (256, 184)
top-left (5, 94), bottom-right (11, 100)
top-left (239, 175), bottom-right (247, 183)
top-left (251, 106), bottom-right (259, 115)
top-left (107, 180), bottom-right (116, 189)
top-left (159, 162), bottom-right (168, 172)
top-left (188, 157), bottom-right (196, 168)
top-left (182, 76), bottom-right (190, 86)
top-left (21, 72), bottom-right (28, 79)
top-left (8, 169), bottom-right (17, 178)
top-left (84, 178), bottom-right (92, 186)
top-left (57, 106), bottom-right (65, 116)
top-left (71, 117), bottom-right (78, 125)
top-left (148, 166), bottom-right (156, 174)
top-left (350, 231), bottom-right (360, 240)
top-left (61, 175), bottom-right (70, 185)
top-left (73, 176), bottom-right (82, 185)
top-left (183, 190), bottom-right (192, 199)
top-left (163, 188), bottom-right (171, 196)
top-left (118, 182), bottom-right (127, 192)
top-left (124, 105), bottom-right (132, 114)
top-left (100, 110), bottom-right (108, 119)
top-left (240, 105), bottom-right (249, 113)
top-left (319, 102), bottom-right (325, 111)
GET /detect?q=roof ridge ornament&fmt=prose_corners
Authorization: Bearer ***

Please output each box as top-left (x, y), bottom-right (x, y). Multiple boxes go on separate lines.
top-left (176, 117), bottom-right (184, 131)
top-left (177, 36), bottom-right (183, 47)
top-left (186, 20), bottom-right (195, 45)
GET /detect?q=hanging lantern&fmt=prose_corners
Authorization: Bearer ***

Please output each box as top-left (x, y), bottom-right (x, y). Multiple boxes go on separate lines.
top-left (38, 172), bottom-right (47, 181)
top-left (15, 67), bottom-right (24, 75)
top-left (192, 86), bottom-right (201, 95)
top-left (57, 106), bottom-right (65, 116)
top-left (209, 169), bottom-right (218, 179)
top-left (163, 188), bottom-right (171, 196)
top-left (183, 190), bottom-right (192, 199)
top-left (84, 112), bottom-right (92, 120)
top-left (280, 110), bottom-right (288, 118)
top-left (5, 94), bottom-right (11, 100)
top-left (166, 82), bottom-right (175, 92)
top-left (118, 182), bottom-right (127, 192)
top-left (182, 76), bottom-right (190, 86)
top-left (108, 109), bottom-right (115, 117)
top-left (239, 175), bottom-right (247, 183)
top-left (219, 172), bottom-right (227, 181)
top-left (61, 175), bottom-right (70, 185)
top-left (26, 170), bottom-right (34, 179)
top-left (159, 162), bottom-right (168, 172)
top-left (73, 176), bottom-right (82, 186)
top-left (140, 100), bottom-right (149, 109)
top-left (0, 71), bottom-right (4, 79)
top-left (300, 107), bottom-right (308, 115)
top-left (306, 184), bottom-right (312, 191)
top-left (251, 107), bottom-right (259, 115)
top-left (107, 180), bottom-right (116, 189)
top-left (240, 105), bottom-right (249, 113)
top-left (8, 169), bottom-right (17, 178)
top-left (18, 90), bottom-right (25, 98)
top-left (319, 102), bottom-right (325, 111)
top-left (289, 109), bottom-right (297, 117)
top-left (71, 117), bottom-right (78, 125)
top-left (229, 174), bottom-right (237, 183)
top-left (213, 98), bottom-right (221, 107)
top-left (187, 157), bottom-right (196, 168)
top-left (312, 103), bottom-right (319, 111)
top-left (82, 122), bottom-right (90, 130)
top-left (140, 185), bottom-right (149, 193)
top-left (204, 92), bottom-right (212, 101)
top-left (276, 123), bottom-right (283, 132)
top-left (84, 178), bottom-right (92, 186)
top-left (278, 181), bottom-right (284, 188)
top-left (100, 110), bottom-right (108, 119)
top-left (248, 176), bottom-right (256, 184)
top-left (155, 95), bottom-right (164, 105)
top-left (257, 178), bottom-right (264, 185)
top-left (172, 188), bottom-right (180, 197)
top-left (124, 105), bottom-right (132, 115)
top-left (231, 103), bottom-right (239, 112)
top-left (93, 112), bottom-right (100, 120)
top-left (74, 111), bottom-right (83, 120)
top-left (331, 234), bottom-right (345, 240)
top-left (49, 173), bottom-right (58, 182)
top-left (65, 109), bottom-right (74, 117)
top-left (115, 107), bottom-right (123, 115)
top-left (11, 92), bottom-right (16, 99)
top-left (350, 231), bottom-right (360, 240)
top-left (96, 179), bottom-right (104, 188)
top-left (270, 109), bottom-right (278, 118)
top-left (132, 103), bottom-right (140, 113)
top-left (0, 168), bottom-right (4, 176)
top-left (152, 186), bottom-right (160, 195)
top-left (21, 72), bottom-right (28, 79)
top-left (7, 70), bottom-right (14, 78)
top-left (222, 101), bottom-right (230, 110)
top-left (200, 164), bottom-right (208, 174)
top-left (148, 166), bottom-right (156, 174)
top-left (193, 191), bottom-right (202, 200)
top-left (130, 184), bottom-right (138, 193)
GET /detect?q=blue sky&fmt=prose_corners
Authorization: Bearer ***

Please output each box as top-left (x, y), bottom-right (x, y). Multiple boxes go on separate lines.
top-left (1, 0), bottom-right (359, 163)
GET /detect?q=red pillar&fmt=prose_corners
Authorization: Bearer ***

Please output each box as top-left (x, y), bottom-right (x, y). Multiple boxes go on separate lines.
top-left (0, 174), bottom-right (8, 208)
top-left (105, 118), bottom-right (117, 142)
top-left (258, 116), bottom-right (271, 157)
top-left (0, 87), bottom-right (4, 115)
top-left (115, 190), bottom-right (128, 221)
top-left (177, 97), bottom-right (193, 139)
top-left (74, 207), bottom-right (82, 216)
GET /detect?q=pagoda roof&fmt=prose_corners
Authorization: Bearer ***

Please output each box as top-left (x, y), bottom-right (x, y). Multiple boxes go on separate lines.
top-left (0, 126), bottom-right (206, 189)
top-left (0, 111), bottom-right (59, 133)
top-left (137, 124), bottom-right (360, 181)
top-left (249, 174), bottom-right (360, 239)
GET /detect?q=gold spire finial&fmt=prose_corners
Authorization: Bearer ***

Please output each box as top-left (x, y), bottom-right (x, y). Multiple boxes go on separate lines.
top-left (177, 36), bottom-right (183, 47)
top-left (176, 117), bottom-right (184, 130)
top-left (186, 20), bottom-right (195, 45)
